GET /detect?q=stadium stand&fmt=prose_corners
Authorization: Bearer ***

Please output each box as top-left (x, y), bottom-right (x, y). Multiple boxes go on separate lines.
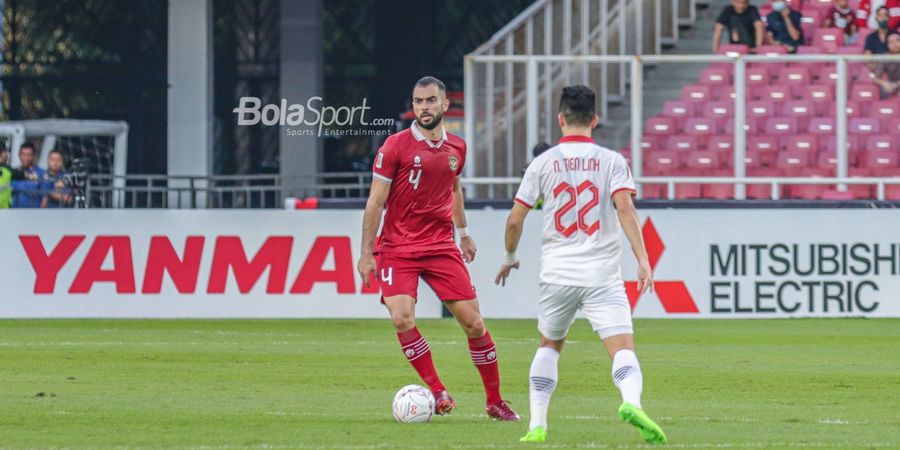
top-left (634, 0), bottom-right (900, 200)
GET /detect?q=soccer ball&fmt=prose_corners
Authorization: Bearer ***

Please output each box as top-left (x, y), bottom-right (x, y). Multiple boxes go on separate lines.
top-left (392, 384), bottom-right (434, 423)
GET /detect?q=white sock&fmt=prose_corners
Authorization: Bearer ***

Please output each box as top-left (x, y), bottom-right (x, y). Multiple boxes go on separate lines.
top-left (528, 346), bottom-right (559, 431)
top-left (612, 349), bottom-right (643, 408)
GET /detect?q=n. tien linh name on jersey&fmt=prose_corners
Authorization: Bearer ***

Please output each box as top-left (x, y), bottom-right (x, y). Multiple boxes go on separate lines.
top-left (371, 122), bottom-right (467, 255)
top-left (515, 135), bottom-right (636, 288)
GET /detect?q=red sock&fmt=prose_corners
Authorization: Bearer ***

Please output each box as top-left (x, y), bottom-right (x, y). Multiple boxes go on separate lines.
top-left (468, 330), bottom-right (502, 405)
top-left (397, 327), bottom-right (445, 394)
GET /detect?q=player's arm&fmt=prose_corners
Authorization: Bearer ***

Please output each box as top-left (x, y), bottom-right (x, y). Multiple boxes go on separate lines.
top-left (494, 202), bottom-right (530, 286)
top-left (357, 178), bottom-right (390, 288)
top-left (452, 176), bottom-right (477, 263)
top-left (613, 191), bottom-right (653, 294)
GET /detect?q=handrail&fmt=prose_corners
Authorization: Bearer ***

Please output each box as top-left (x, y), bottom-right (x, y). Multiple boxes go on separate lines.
top-left (471, 0), bottom-right (552, 55)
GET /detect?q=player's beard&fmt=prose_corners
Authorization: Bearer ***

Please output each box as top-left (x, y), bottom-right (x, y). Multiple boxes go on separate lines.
top-left (416, 110), bottom-right (443, 130)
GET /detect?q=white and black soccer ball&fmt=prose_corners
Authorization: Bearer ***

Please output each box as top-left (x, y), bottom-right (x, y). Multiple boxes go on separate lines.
top-left (392, 384), bottom-right (434, 423)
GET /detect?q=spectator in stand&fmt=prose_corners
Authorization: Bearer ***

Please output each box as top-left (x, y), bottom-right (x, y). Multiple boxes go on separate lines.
top-left (42, 150), bottom-right (73, 208)
top-left (766, 1), bottom-right (804, 53)
top-left (865, 7), bottom-right (899, 54)
top-left (712, 0), bottom-right (765, 54)
top-left (856, 0), bottom-right (900, 30)
top-left (11, 142), bottom-right (47, 208)
top-left (825, 0), bottom-right (859, 45)
top-left (871, 33), bottom-right (900, 97)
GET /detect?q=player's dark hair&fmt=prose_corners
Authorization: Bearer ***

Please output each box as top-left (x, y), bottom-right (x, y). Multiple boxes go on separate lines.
top-left (532, 142), bottom-right (551, 158)
top-left (414, 76), bottom-right (446, 94)
top-left (19, 142), bottom-right (35, 153)
top-left (559, 85), bottom-right (596, 127)
top-left (877, 5), bottom-right (889, 14)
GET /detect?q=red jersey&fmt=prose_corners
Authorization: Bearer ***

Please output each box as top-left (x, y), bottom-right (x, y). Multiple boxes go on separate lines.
top-left (372, 123), bottom-right (466, 254)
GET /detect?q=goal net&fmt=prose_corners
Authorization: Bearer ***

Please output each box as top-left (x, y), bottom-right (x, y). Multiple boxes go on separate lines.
top-left (0, 119), bottom-right (128, 207)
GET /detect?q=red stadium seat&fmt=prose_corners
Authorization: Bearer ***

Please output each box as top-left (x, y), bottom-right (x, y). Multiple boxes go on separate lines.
top-left (747, 135), bottom-right (779, 166)
top-left (702, 101), bottom-right (733, 130)
top-left (765, 117), bottom-right (799, 143)
top-left (645, 116), bottom-right (677, 136)
top-left (758, 84), bottom-right (793, 103)
top-left (777, 149), bottom-right (814, 174)
top-left (684, 117), bottom-right (719, 145)
top-left (698, 67), bottom-right (732, 86)
top-left (661, 100), bottom-right (696, 123)
top-left (869, 100), bottom-right (900, 122)
top-left (747, 100), bottom-right (777, 127)
top-left (746, 67), bottom-right (773, 92)
top-left (855, 28), bottom-right (874, 48)
top-left (665, 135), bottom-right (702, 163)
top-left (778, 66), bottom-right (812, 97)
top-left (782, 100), bottom-right (817, 130)
top-left (680, 84), bottom-right (713, 103)
top-left (836, 46), bottom-right (863, 55)
top-left (707, 134), bottom-right (735, 163)
top-left (814, 28), bottom-right (844, 49)
top-left (864, 135), bottom-right (897, 153)
top-left (807, 117), bottom-right (836, 135)
top-left (785, 134), bottom-right (819, 154)
top-left (684, 150), bottom-right (722, 171)
top-left (849, 117), bottom-right (881, 135)
top-left (746, 166), bottom-right (781, 199)
top-left (850, 83), bottom-right (880, 102)
top-left (862, 150), bottom-right (900, 174)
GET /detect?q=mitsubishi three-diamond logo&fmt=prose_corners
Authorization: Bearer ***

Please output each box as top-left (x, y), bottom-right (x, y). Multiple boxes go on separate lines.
top-left (624, 218), bottom-right (700, 313)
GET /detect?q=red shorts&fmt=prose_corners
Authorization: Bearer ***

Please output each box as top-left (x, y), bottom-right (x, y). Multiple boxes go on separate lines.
top-left (375, 251), bottom-right (477, 302)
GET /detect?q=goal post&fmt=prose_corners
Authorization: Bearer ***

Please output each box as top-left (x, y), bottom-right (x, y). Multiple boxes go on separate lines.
top-left (0, 119), bottom-right (129, 207)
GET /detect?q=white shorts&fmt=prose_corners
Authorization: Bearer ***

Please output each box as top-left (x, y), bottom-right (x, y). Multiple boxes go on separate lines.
top-left (537, 282), bottom-right (633, 341)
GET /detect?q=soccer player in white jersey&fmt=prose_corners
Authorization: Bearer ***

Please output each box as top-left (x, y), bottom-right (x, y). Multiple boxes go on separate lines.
top-left (495, 85), bottom-right (667, 444)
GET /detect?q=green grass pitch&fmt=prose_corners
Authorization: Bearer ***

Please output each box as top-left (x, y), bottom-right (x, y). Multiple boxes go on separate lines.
top-left (0, 318), bottom-right (897, 449)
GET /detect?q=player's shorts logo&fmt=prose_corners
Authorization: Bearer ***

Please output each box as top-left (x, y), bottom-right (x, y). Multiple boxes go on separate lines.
top-left (448, 155), bottom-right (459, 172)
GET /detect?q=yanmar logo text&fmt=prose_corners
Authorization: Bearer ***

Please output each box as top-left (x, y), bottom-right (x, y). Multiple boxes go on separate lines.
top-left (18, 235), bottom-right (380, 295)
top-left (624, 218), bottom-right (699, 313)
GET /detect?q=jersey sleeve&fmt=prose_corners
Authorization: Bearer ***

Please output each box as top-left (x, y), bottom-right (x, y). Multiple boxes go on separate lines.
top-left (456, 141), bottom-right (466, 177)
top-left (609, 154), bottom-right (636, 198)
top-left (514, 160), bottom-right (541, 208)
top-left (372, 142), bottom-right (399, 183)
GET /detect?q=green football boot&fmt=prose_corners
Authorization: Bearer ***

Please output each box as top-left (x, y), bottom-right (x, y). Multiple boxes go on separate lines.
top-left (618, 403), bottom-right (667, 444)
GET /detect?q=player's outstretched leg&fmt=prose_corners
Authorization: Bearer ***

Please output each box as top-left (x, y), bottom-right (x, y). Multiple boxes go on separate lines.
top-left (520, 345), bottom-right (560, 442)
top-left (612, 349), bottom-right (667, 444)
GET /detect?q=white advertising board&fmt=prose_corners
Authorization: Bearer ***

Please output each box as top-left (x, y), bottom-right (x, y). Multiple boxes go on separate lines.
top-left (1, 209), bottom-right (898, 318)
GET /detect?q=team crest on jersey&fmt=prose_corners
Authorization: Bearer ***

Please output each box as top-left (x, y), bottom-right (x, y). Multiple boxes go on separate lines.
top-left (414, 155), bottom-right (422, 167)
top-left (449, 155), bottom-right (459, 171)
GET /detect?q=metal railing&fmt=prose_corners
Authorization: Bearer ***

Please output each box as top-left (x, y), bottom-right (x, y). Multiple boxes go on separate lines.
top-left (464, 53), bottom-right (900, 200)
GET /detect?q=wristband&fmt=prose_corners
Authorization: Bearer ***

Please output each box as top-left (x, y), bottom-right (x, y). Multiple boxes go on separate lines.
top-left (504, 251), bottom-right (518, 265)
top-left (457, 227), bottom-right (470, 238)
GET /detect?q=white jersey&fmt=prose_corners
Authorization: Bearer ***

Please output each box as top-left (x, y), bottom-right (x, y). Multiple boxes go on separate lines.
top-left (515, 135), bottom-right (636, 288)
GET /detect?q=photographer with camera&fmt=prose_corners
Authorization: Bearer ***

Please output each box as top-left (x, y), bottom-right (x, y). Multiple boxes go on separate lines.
top-left (42, 149), bottom-right (74, 208)
top-left (12, 142), bottom-right (47, 208)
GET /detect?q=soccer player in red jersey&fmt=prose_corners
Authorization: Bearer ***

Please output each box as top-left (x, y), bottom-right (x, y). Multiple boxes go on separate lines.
top-left (356, 76), bottom-right (519, 421)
